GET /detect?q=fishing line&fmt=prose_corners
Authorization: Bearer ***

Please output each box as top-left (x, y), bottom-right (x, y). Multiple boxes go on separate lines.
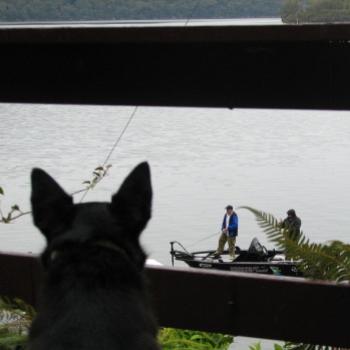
top-left (79, 106), bottom-right (138, 202)
top-left (187, 207), bottom-right (242, 247)
top-left (187, 231), bottom-right (221, 248)
top-left (101, 106), bottom-right (138, 168)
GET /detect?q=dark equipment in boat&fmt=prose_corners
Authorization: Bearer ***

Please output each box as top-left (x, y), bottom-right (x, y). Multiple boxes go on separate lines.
top-left (170, 238), bottom-right (302, 277)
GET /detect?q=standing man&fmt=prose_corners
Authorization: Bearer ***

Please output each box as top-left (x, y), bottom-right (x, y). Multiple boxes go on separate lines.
top-left (214, 205), bottom-right (238, 260)
top-left (281, 209), bottom-right (301, 235)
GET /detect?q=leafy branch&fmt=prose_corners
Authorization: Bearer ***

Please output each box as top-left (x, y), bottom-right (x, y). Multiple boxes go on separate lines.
top-left (0, 297), bottom-right (35, 349)
top-left (73, 164), bottom-right (112, 195)
top-left (239, 206), bottom-right (350, 282)
top-left (240, 206), bottom-right (350, 350)
top-left (159, 328), bottom-right (233, 350)
top-left (1, 106), bottom-right (135, 224)
top-left (0, 188), bottom-right (30, 224)
top-left (0, 164), bottom-right (112, 224)
top-left (0, 301), bottom-right (234, 350)
top-left (282, 342), bottom-right (332, 350)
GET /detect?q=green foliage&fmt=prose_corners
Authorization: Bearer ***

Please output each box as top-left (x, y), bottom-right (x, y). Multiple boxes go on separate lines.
top-left (0, 187), bottom-right (18, 223)
top-left (0, 332), bottom-right (27, 350)
top-left (281, 342), bottom-right (333, 350)
top-left (239, 206), bottom-right (350, 349)
top-left (0, 300), bottom-right (234, 350)
top-left (82, 164), bottom-right (112, 190)
top-left (159, 328), bottom-right (233, 350)
top-left (240, 206), bottom-right (350, 282)
top-left (0, 190), bottom-right (26, 224)
top-left (249, 342), bottom-right (262, 350)
top-left (249, 341), bottom-right (333, 350)
top-left (281, 0), bottom-right (303, 23)
top-left (0, 297), bottom-right (35, 350)
top-left (0, 323), bottom-right (234, 350)
top-left (0, 0), bottom-right (283, 21)
top-left (282, 0), bottom-right (350, 23)
top-left (0, 297), bottom-right (36, 320)
top-left (0, 163), bottom-right (113, 223)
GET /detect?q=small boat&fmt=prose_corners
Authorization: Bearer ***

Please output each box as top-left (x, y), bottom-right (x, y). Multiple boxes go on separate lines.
top-left (170, 238), bottom-right (302, 277)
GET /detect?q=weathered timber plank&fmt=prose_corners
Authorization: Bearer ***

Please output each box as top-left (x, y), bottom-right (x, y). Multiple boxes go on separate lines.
top-left (146, 266), bottom-right (350, 347)
top-left (0, 252), bottom-right (349, 347)
top-left (0, 252), bottom-right (41, 306)
top-left (0, 24), bottom-right (349, 109)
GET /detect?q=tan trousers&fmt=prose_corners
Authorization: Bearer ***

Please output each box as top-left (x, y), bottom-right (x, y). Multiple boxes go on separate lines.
top-left (216, 232), bottom-right (236, 257)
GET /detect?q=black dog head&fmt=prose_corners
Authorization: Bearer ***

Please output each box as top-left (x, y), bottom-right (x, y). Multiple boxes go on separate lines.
top-left (31, 162), bottom-right (152, 269)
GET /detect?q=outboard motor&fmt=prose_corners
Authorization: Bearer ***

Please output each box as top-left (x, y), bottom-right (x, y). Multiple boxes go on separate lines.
top-left (247, 238), bottom-right (269, 261)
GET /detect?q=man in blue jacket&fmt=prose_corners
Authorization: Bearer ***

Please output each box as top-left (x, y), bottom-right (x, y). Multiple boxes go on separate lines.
top-left (214, 205), bottom-right (238, 260)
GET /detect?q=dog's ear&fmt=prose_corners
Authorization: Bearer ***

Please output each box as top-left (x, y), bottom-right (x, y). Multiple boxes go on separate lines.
top-left (111, 162), bottom-right (152, 237)
top-left (31, 168), bottom-right (73, 241)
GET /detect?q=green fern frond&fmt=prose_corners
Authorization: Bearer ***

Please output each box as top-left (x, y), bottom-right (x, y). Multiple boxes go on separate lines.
top-left (239, 206), bottom-right (350, 282)
top-left (249, 342), bottom-right (262, 350)
top-left (0, 297), bottom-right (35, 320)
top-left (158, 328), bottom-right (233, 350)
top-left (0, 332), bottom-right (28, 349)
top-left (283, 342), bottom-right (332, 350)
top-left (0, 310), bottom-right (21, 325)
top-left (0, 296), bottom-right (35, 349)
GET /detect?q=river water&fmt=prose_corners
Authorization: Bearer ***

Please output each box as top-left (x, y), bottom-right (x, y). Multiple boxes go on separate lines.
top-left (1, 104), bottom-right (350, 348)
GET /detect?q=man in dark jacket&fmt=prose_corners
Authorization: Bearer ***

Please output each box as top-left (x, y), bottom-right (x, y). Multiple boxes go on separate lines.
top-left (214, 205), bottom-right (238, 260)
top-left (281, 209), bottom-right (301, 235)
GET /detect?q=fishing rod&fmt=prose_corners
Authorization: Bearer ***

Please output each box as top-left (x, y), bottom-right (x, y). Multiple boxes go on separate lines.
top-left (187, 206), bottom-right (242, 247)
top-left (187, 231), bottom-right (221, 248)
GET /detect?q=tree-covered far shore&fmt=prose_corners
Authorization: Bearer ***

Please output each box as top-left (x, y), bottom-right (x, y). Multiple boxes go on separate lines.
top-left (0, 0), bottom-right (283, 22)
top-left (1, 0), bottom-right (349, 26)
top-left (282, 0), bottom-right (350, 23)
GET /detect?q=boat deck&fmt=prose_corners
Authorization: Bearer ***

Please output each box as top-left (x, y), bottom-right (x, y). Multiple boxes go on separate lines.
top-left (170, 241), bottom-right (302, 277)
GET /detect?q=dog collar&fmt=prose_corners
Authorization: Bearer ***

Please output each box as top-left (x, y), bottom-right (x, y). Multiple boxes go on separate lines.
top-left (93, 240), bottom-right (127, 255)
top-left (50, 240), bottom-right (128, 262)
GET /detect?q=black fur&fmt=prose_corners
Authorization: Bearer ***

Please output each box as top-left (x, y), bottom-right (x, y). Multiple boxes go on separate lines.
top-left (29, 162), bottom-right (159, 350)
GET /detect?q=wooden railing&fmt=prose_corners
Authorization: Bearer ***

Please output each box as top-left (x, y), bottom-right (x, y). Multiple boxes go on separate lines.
top-left (0, 24), bottom-right (350, 109)
top-left (0, 251), bottom-right (349, 348)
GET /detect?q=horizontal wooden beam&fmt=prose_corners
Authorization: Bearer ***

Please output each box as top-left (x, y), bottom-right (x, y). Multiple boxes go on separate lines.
top-left (147, 266), bottom-right (350, 347)
top-left (1, 23), bottom-right (350, 44)
top-left (0, 252), bottom-right (349, 347)
top-left (0, 24), bottom-right (350, 109)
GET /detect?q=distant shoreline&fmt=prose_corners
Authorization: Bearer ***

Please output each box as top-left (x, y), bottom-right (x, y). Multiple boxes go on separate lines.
top-left (0, 17), bottom-right (283, 26)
